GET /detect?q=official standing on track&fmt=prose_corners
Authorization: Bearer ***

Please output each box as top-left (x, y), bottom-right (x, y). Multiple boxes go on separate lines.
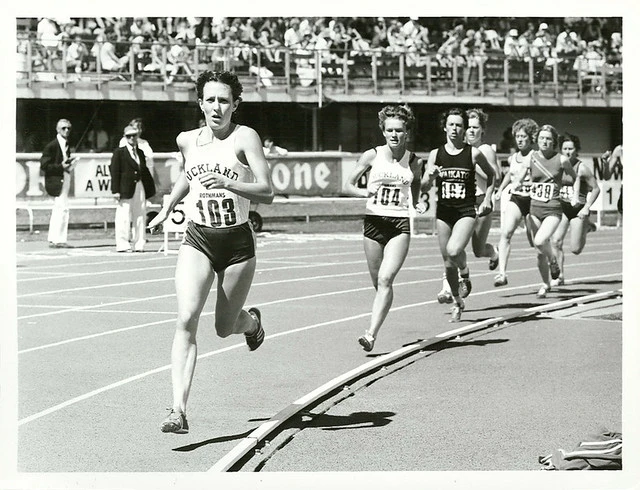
top-left (40, 118), bottom-right (76, 248)
top-left (493, 118), bottom-right (539, 287)
top-left (550, 133), bottom-right (600, 285)
top-left (345, 104), bottom-right (424, 352)
top-left (110, 124), bottom-right (156, 252)
top-left (515, 124), bottom-right (578, 298)
top-left (421, 108), bottom-right (495, 322)
top-left (147, 70), bottom-right (274, 434)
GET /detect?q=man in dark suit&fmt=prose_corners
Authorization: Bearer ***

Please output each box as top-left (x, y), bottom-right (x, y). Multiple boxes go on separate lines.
top-left (110, 124), bottom-right (156, 252)
top-left (40, 118), bottom-right (76, 248)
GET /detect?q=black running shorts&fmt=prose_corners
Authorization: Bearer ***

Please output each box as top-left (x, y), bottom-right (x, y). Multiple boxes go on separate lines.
top-left (363, 214), bottom-right (410, 246)
top-left (530, 200), bottom-right (562, 221)
top-left (560, 200), bottom-right (581, 220)
top-left (510, 193), bottom-right (531, 217)
top-left (182, 220), bottom-right (255, 272)
top-left (436, 203), bottom-right (476, 228)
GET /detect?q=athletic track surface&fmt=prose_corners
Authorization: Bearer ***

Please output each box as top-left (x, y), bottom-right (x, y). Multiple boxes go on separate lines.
top-left (9, 226), bottom-right (635, 490)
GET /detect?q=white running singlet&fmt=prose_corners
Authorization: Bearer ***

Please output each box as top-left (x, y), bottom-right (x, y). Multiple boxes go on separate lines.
top-left (509, 151), bottom-right (533, 197)
top-left (365, 146), bottom-right (415, 218)
top-left (181, 126), bottom-right (252, 228)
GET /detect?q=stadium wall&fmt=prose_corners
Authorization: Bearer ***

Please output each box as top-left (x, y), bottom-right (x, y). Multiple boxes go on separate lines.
top-left (16, 99), bottom-right (622, 156)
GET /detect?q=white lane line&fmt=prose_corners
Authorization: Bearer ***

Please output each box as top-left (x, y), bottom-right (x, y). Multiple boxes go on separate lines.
top-left (17, 294), bottom-right (175, 321)
top-left (16, 252), bottom-right (622, 320)
top-left (16, 264), bottom-right (175, 283)
top-left (18, 307), bottom-right (177, 315)
top-left (14, 241), bottom-right (621, 299)
top-left (18, 272), bottom-right (621, 428)
top-left (17, 266), bottom-right (621, 355)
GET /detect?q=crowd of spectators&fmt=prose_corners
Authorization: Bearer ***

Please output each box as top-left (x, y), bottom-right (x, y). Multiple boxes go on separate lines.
top-left (17, 17), bottom-right (622, 85)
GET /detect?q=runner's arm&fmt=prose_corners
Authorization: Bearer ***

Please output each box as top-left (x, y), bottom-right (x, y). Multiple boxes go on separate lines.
top-left (345, 149), bottom-right (376, 198)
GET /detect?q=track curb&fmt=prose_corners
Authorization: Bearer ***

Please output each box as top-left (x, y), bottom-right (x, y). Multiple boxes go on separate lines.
top-left (208, 289), bottom-right (622, 472)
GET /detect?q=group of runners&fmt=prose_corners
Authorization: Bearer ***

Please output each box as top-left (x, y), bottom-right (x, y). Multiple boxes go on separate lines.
top-left (345, 104), bottom-right (603, 351)
top-left (147, 70), bottom-right (609, 433)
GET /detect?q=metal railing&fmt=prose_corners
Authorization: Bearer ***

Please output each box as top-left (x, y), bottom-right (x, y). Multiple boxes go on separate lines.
top-left (16, 36), bottom-right (623, 103)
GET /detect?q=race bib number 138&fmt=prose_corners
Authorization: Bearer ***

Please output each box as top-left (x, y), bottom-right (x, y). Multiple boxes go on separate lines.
top-left (530, 182), bottom-right (554, 202)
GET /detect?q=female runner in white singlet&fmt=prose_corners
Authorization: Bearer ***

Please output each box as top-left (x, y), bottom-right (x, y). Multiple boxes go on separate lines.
top-left (345, 104), bottom-right (424, 352)
top-left (466, 108), bottom-right (501, 268)
top-left (148, 71), bottom-right (274, 433)
top-left (549, 133), bottom-right (600, 285)
top-left (493, 118), bottom-right (538, 287)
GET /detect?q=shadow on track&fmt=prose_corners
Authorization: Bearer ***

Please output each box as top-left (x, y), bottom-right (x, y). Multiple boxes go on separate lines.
top-left (172, 427), bottom-right (255, 452)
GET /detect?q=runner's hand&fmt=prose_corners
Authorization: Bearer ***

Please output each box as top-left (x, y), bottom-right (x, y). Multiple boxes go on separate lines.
top-left (148, 208), bottom-right (169, 233)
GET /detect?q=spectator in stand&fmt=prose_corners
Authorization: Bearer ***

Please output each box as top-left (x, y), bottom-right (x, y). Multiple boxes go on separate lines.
top-left (187, 17), bottom-right (210, 41)
top-left (581, 18), bottom-right (604, 45)
top-left (309, 22), bottom-right (334, 67)
top-left (111, 17), bottom-right (131, 43)
top-left (609, 31), bottom-right (622, 65)
top-left (129, 35), bottom-right (151, 73)
top-left (385, 21), bottom-right (407, 54)
top-left (142, 33), bottom-right (167, 74)
top-left (504, 28), bottom-right (520, 59)
top-left (37, 17), bottom-right (61, 69)
top-left (370, 17), bottom-right (389, 50)
top-left (293, 32), bottom-right (316, 87)
top-left (555, 26), bottom-right (581, 59)
top-left (98, 30), bottom-right (131, 72)
top-left (530, 22), bottom-right (554, 63)
top-left (436, 24), bottom-right (464, 67)
top-left (573, 40), bottom-right (606, 92)
top-left (257, 28), bottom-right (283, 64)
top-left (174, 18), bottom-right (197, 43)
top-left (345, 22), bottom-right (371, 54)
top-left (460, 29), bottom-right (478, 89)
top-left (63, 33), bottom-right (89, 75)
top-left (475, 23), bottom-right (501, 52)
top-left (130, 17), bottom-right (157, 40)
top-left (401, 17), bottom-right (421, 41)
top-left (517, 30), bottom-right (533, 61)
top-left (239, 18), bottom-right (259, 46)
top-left (284, 18), bottom-right (303, 49)
top-left (165, 36), bottom-right (194, 84)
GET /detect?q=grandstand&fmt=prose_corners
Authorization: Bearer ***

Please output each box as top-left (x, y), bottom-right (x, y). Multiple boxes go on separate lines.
top-left (16, 17), bottom-right (622, 156)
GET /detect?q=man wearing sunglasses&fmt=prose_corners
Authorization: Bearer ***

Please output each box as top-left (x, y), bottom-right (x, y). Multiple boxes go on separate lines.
top-left (40, 118), bottom-right (76, 248)
top-left (110, 124), bottom-right (156, 252)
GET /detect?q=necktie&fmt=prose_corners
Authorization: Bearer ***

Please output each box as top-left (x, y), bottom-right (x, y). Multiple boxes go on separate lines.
top-left (131, 147), bottom-right (139, 164)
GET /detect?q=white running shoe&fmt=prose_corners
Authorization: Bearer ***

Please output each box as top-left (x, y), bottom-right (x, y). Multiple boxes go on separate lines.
top-left (536, 285), bottom-right (550, 298)
top-left (450, 298), bottom-right (465, 322)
